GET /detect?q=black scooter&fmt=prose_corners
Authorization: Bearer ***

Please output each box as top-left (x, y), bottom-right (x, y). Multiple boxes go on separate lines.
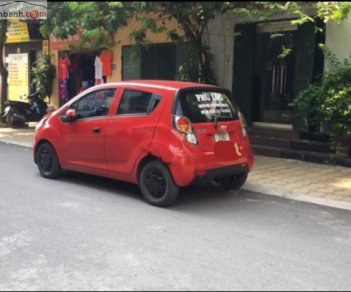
top-left (2, 92), bottom-right (48, 128)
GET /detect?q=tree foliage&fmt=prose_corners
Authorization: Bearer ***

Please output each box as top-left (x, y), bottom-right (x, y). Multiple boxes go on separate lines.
top-left (31, 54), bottom-right (56, 99)
top-left (291, 45), bottom-right (351, 146)
top-left (129, 2), bottom-right (225, 84)
top-left (40, 2), bottom-right (133, 50)
top-left (1, 1), bottom-right (350, 117)
top-left (129, 2), bottom-right (351, 84)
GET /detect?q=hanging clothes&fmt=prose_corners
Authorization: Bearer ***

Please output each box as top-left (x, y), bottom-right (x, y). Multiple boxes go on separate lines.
top-left (60, 80), bottom-right (68, 102)
top-left (94, 55), bottom-right (103, 85)
top-left (59, 55), bottom-right (70, 81)
top-left (59, 55), bottom-right (70, 104)
top-left (100, 49), bottom-right (113, 77)
top-left (95, 79), bottom-right (104, 85)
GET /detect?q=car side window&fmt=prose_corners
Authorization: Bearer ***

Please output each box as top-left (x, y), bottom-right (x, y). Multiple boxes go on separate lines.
top-left (117, 89), bottom-right (161, 115)
top-left (70, 89), bottom-right (117, 119)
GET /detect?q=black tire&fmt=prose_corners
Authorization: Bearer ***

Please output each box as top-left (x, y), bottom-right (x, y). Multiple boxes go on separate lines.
top-left (139, 160), bottom-right (179, 207)
top-left (218, 172), bottom-right (248, 191)
top-left (5, 110), bottom-right (25, 128)
top-left (36, 143), bottom-right (62, 179)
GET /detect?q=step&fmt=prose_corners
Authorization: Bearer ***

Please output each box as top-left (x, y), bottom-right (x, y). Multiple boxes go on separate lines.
top-left (336, 155), bottom-right (351, 167)
top-left (249, 135), bottom-right (291, 149)
top-left (299, 131), bottom-right (331, 143)
top-left (251, 144), bottom-right (347, 166)
top-left (280, 149), bottom-right (335, 165)
top-left (247, 126), bottom-right (299, 140)
top-left (251, 144), bottom-right (286, 158)
top-left (290, 139), bottom-right (332, 153)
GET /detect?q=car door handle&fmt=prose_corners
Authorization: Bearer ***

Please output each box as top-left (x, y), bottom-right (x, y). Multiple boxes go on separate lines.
top-left (92, 127), bottom-right (101, 133)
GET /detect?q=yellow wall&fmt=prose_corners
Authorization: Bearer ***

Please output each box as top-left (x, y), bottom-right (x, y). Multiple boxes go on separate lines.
top-left (50, 15), bottom-right (184, 109)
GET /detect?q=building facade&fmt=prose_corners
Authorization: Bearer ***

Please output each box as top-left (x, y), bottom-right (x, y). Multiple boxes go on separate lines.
top-left (48, 16), bottom-right (189, 109)
top-left (47, 11), bottom-right (349, 134)
top-left (4, 19), bottom-right (45, 102)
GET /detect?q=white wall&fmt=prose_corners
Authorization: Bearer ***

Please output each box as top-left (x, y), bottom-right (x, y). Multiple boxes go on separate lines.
top-left (206, 14), bottom-right (236, 90)
top-left (206, 12), bottom-right (299, 91)
top-left (325, 17), bottom-right (351, 70)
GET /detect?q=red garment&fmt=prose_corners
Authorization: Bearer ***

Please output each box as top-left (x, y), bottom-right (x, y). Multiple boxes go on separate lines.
top-left (95, 79), bottom-right (103, 85)
top-left (100, 49), bottom-right (113, 76)
top-left (59, 56), bottom-right (70, 80)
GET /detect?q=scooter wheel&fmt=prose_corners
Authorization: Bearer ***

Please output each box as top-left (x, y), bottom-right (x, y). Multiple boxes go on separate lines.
top-left (6, 110), bottom-right (15, 128)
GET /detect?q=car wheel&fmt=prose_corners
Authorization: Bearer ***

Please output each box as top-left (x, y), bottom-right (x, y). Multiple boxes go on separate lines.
top-left (37, 143), bottom-right (62, 179)
top-left (139, 160), bottom-right (179, 207)
top-left (218, 172), bottom-right (248, 191)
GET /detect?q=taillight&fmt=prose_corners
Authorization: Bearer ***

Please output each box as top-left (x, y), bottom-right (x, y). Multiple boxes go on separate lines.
top-left (238, 112), bottom-right (248, 137)
top-left (175, 116), bottom-right (191, 133)
top-left (173, 115), bottom-right (198, 145)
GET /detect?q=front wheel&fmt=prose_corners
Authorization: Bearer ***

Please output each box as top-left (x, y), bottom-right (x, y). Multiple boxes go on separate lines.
top-left (217, 172), bottom-right (248, 191)
top-left (139, 160), bottom-right (179, 207)
top-left (36, 143), bottom-right (62, 179)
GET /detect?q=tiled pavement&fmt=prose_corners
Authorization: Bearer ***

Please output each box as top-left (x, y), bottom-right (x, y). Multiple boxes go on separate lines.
top-left (244, 155), bottom-right (351, 211)
top-left (1, 123), bottom-right (351, 211)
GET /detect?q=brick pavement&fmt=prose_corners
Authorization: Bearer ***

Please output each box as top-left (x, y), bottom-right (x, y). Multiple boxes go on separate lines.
top-left (1, 123), bottom-right (351, 211)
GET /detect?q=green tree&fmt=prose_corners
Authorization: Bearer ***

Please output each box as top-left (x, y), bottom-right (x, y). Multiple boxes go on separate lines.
top-left (2, 2), bottom-right (349, 117)
top-left (40, 2), bottom-right (133, 49)
top-left (129, 2), bottom-right (224, 84)
top-left (130, 2), bottom-right (351, 84)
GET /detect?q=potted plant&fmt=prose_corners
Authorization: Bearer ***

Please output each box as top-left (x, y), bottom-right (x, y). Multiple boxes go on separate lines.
top-left (291, 46), bottom-right (351, 156)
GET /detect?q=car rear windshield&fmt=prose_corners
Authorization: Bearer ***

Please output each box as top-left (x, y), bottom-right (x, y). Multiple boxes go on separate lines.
top-left (175, 89), bottom-right (239, 123)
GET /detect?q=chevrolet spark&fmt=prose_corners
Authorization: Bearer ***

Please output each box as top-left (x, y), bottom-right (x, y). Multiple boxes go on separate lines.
top-left (34, 80), bottom-right (254, 206)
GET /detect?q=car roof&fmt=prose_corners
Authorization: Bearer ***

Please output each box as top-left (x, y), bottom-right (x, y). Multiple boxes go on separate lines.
top-left (92, 80), bottom-right (218, 91)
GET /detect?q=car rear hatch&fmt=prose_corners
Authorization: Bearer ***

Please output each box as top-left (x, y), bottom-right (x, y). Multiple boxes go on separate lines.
top-left (173, 88), bottom-right (249, 166)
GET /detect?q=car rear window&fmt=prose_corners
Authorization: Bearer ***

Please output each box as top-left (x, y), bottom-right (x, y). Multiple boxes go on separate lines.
top-left (175, 89), bottom-right (239, 123)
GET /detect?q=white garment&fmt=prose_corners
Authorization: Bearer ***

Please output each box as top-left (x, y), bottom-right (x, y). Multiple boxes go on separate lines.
top-left (94, 56), bottom-right (103, 79)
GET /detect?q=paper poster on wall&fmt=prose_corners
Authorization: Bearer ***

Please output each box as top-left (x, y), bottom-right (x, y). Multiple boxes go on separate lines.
top-left (6, 19), bottom-right (30, 43)
top-left (8, 53), bottom-right (29, 102)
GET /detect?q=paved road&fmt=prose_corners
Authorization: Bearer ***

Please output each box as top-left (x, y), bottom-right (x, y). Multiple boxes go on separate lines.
top-left (1, 142), bottom-right (351, 291)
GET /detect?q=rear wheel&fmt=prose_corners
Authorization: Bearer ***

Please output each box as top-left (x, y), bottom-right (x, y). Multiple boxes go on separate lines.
top-left (6, 110), bottom-right (15, 128)
top-left (218, 172), bottom-right (248, 191)
top-left (6, 110), bottom-right (26, 128)
top-left (139, 160), bottom-right (179, 207)
top-left (37, 143), bottom-right (62, 179)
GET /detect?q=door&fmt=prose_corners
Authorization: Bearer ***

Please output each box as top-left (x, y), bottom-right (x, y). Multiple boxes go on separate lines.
top-left (254, 22), bottom-right (297, 124)
top-left (59, 88), bottom-right (117, 171)
top-left (105, 88), bottom-right (163, 176)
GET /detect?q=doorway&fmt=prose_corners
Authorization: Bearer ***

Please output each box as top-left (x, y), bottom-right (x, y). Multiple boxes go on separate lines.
top-left (253, 21), bottom-right (297, 125)
top-left (58, 50), bottom-right (97, 106)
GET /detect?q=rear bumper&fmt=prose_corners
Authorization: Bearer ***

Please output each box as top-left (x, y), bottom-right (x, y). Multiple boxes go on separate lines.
top-left (193, 163), bottom-right (249, 186)
top-left (163, 132), bottom-right (254, 187)
top-left (203, 163), bottom-right (249, 180)
top-left (169, 147), bottom-right (253, 186)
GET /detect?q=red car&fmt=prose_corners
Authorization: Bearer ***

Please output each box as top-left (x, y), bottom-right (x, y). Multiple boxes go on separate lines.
top-left (34, 80), bottom-right (254, 206)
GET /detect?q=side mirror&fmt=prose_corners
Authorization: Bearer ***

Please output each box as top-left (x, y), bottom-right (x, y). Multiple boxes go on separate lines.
top-left (61, 109), bottom-right (77, 123)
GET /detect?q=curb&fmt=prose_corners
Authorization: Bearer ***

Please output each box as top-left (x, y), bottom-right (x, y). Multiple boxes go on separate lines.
top-left (243, 185), bottom-right (351, 211)
top-left (0, 140), bottom-right (32, 148)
